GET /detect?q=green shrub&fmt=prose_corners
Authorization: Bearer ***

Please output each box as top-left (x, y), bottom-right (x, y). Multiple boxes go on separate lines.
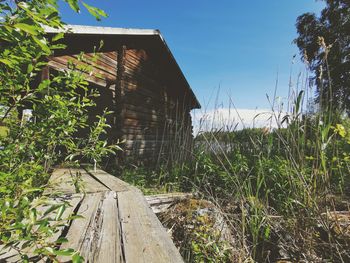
top-left (0, 1), bottom-right (115, 261)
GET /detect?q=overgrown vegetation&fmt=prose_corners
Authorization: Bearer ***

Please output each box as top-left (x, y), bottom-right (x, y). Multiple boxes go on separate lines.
top-left (0, 1), bottom-right (116, 261)
top-left (119, 2), bottom-right (350, 261)
top-left (1, 0), bottom-right (350, 262)
top-left (121, 91), bottom-right (350, 262)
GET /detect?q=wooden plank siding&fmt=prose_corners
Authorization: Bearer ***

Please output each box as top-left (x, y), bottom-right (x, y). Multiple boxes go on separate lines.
top-left (120, 48), bottom-right (194, 162)
top-left (45, 32), bottom-right (196, 164)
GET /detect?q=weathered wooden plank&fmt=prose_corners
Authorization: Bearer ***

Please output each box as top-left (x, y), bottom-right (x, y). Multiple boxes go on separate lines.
top-left (1, 168), bottom-right (185, 263)
top-left (123, 134), bottom-right (170, 141)
top-left (122, 140), bottom-right (170, 149)
top-left (43, 194), bottom-right (84, 245)
top-left (121, 126), bottom-right (177, 135)
top-left (43, 168), bottom-right (76, 195)
top-left (44, 168), bottom-right (109, 195)
top-left (124, 146), bottom-right (164, 153)
top-left (123, 70), bottom-right (162, 90)
top-left (104, 51), bottom-right (118, 61)
top-left (59, 192), bottom-right (124, 263)
top-left (59, 193), bottom-right (102, 256)
top-left (118, 190), bottom-right (183, 263)
top-left (121, 128), bottom-right (168, 135)
top-left (51, 56), bottom-right (117, 81)
top-left (48, 60), bottom-right (108, 87)
top-left (123, 64), bottom-right (159, 82)
top-left (123, 83), bottom-right (166, 103)
top-left (124, 151), bottom-right (167, 159)
top-left (0, 194), bottom-right (84, 263)
top-left (124, 110), bottom-right (163, 122)
top-left (73, 54), bottom-right (117, 77)
top-left (123, 118), bottom-right (167, 128)
top-left (126, 49), bottom-right (149, 62)
top-left (93, 191), bottom-right (123, 263)
top-left (122, 98), bottom-right (165, 112)
top-left (78, 169), bottom-right (111, 193)
top-left (145, 193), bottom-right (193, 214)
top-left (124, 61), bottom-right (158, 81)
top-left (123, 90), bottom-right (166, 106)
top-left (80, 53), bottom-right (117, 71)
top-left (124, 103), bottom-right (162, 115)
top-left (98, 52), bottom-right (118, 67)
top-left (87, 169), bottom-right (132, 192)
top-left (124, 54), bottom-right (157, 74)
top-left (0, 250), bottom-right (21, 263)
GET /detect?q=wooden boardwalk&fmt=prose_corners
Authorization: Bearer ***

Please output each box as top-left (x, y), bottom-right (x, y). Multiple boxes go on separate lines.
top-left (0, 168), bottom-right (184, 263)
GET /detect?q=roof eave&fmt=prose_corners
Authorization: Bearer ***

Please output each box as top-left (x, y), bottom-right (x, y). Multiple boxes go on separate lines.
top-left (44, 24), bottom-right (201, 109)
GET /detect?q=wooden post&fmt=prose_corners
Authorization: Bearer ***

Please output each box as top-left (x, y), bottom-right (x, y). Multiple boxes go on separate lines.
top-left (41, 65), bottom-right (50, 81)
top-left (115, 45), bottom-right (127, 163)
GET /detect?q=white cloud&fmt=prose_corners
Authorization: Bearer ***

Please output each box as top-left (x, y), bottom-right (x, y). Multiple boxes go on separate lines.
top-left (191, 108), bottom-right (287, 135)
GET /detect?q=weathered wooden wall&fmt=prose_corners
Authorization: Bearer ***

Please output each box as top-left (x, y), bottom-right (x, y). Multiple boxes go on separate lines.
top-left (119, 48), bottom-right (193, 162)
top-left (48, 51), bottom-right (118, 87)
top-left (46, 34), bottom-right (195, 163)
top-left (48, 51), bottom-right (119, 144)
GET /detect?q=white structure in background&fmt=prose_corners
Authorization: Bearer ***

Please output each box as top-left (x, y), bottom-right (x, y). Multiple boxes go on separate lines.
top-left (192, 108), bottom-right (287, 136)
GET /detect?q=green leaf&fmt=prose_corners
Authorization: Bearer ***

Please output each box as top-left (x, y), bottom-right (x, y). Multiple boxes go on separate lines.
top-left (55, 204), bottom-right (66, 220)
top-left (56, 237), bottom-right (68, 244)
top-left (23, 187), bottom-right (42, 194)
top-left (14, 23), bottom-right (40, 36)
top-left (32, 36), bottom-right (51, 54)
top-left (38, 79), bottom-right (50, 91)
top-left (53, 248), bottom-right (75, 256)
top-left (66, 214), bottom-right (84, 220)
top-left (43, 204), bottom-right (60, 216)
top-left (72, 253), bottom-right (84, 263)
top-left (51, 44), bottom-right (67, 50)
top-left (52, 32), bottom-right (65, 42)
top-left (264, 225), bottom-right (270, 239)
top-left (0, 58), bottom-right (13, 67)
top-left (82, 2), bottom-right (108, 21)
top-left (27, 63), bottom-right (34, 73)
top-left (21, 254), bottom-right (29, 263)
top-left (65, 0), bottom-right (80, 13)
top-left (44, 246), bottom-right (55, 255)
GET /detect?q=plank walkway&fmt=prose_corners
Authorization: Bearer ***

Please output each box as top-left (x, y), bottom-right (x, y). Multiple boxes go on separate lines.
top-left (0, 168), bottom-right (184, 263)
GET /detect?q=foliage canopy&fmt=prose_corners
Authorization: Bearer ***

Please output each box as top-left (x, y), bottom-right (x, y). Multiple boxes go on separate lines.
top-left (295, 0), bottom-right (350, 114)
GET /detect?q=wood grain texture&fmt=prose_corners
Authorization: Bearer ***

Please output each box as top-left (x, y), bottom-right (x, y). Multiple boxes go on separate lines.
top-left (59, 192), bottom-right (124, 263)
top-left (145, 193), bottom-right (193, 214)
top-left (87, 168), bottom-right (132, 192)
top-left (44, 168), bottom-right (109, 195)
top-left (118, 190), bottom-right (183, 263)
top-left (1, 168), bottom-right (184, 263)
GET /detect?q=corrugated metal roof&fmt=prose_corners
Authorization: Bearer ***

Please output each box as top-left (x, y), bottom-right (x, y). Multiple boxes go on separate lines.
top-left (44, 25), bottom-right (200, 109)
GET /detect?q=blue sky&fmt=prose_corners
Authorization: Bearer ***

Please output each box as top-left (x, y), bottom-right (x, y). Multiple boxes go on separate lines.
top-left (60, 0), bottom-right (324, 112)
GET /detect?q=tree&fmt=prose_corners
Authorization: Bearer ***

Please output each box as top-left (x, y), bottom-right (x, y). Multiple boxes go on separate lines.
top-left (0, 1), bottom-right (116, 261)
top-left (295, 0), bottom-right (350, 114)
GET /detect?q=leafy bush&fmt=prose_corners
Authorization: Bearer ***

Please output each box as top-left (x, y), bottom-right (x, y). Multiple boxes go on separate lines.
top-left (0, 0), bottom-right (117, 261)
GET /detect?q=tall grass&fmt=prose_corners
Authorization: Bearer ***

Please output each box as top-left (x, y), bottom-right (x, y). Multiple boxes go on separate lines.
top-left (118, 68), bottom-right (350, 262)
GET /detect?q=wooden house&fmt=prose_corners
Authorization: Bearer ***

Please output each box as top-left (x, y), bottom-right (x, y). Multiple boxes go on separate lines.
top-left (44, 25), bottom-right (200, 163)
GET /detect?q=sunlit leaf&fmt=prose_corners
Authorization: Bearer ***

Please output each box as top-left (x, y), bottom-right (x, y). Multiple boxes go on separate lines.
top-left (82, 2), bottom-right (107, 21)
top-left (14, 23), bottom-right (40, 36)
top-left (65, 0), bottom-right (80, 13)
